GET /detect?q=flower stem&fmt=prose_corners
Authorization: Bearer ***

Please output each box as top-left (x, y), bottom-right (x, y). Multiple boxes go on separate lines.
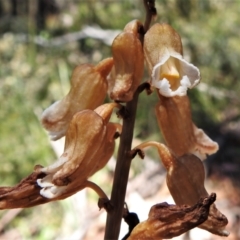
top-left (104, 1), bottom-right (156, 237)
top-left (143, 0), bottom-right (157, 33)
top-left (104, 87), bottom-right (141, 240)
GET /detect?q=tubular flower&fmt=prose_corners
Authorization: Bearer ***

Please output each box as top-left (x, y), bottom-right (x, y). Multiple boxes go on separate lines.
top-left (109, 20), bottom-right (144, 102)
top-left (132, 141), bottom-right (229, 237)
top-left (155, 95), bottom-right (218, 160)
top-left (0, 174), bottom-right (106, 209)
top-left (0, 103), bottom-right (121, 209)
top-left (144, 23), bottom-right (200, 97)
top-left (128, 194), bottom-right (216, 240)
top-left (41, 58), bottom-right (113, 140)
top-left (37, 102), bottom-right (121, 199)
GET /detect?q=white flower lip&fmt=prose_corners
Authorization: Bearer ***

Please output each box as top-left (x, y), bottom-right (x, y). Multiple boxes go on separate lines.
top-left (191, 124), bottom-right (219, 160)
top-left (37, 173), bottom-right (68, 198)
top-left (39, 184), bottom-right (67, 199)
top-left (151, 50), bottom-right (200, 97)
top-left (41, 100), bottom-right (69, 140)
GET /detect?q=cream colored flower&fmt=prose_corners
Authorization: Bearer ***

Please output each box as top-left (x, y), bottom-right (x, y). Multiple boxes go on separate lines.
top-left (144, 23), bottom-right (200, 97)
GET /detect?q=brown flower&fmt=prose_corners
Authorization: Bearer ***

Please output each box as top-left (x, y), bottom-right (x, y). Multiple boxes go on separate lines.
top-left (0, 171), bottom-right (104, 209)
top-left (109, 20), bottom-right (144, 102)
top-left (155, 94), bottom-right (218, 159)
top-left (38, 102), bottom-right (121, 198)
top-left (0, 103), bottom-right (121, 208)
top-left (41, 58), bottom-right (113, 140)
top-left (128, 194), bottom-right (216, 240)
top-left (132, 141), bottom-right (229, 237)
top-left (144, 23), bottom-right (200, 97)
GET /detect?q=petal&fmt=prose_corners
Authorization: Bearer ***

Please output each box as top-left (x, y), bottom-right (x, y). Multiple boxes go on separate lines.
top-left (38, 105), bottom-right (121, 191)
top-left (130, 142), bottom-right (229, 237)
top-left (52, 111), bottom-right (106, 185)
top-left (152, 76), bottom-right (191, 97)
top-left (39, 154), bottom-right (69, 174)
top-left (94, 102), bottom-right (121, 124)
top-left (41, 58), bottom-right (112, 140)
top-left (191, 124), bottom-right (219, 160)
top-left (166, 154), bottom-right (229, 236)
top-left (172, 52), bottom-right (200, 89)
top-left (40, 109), bottom-right (106, 188)
top-left (155, 96), bottom-right (196, 157)
top-left (143, 23), bottom-right (183, 72)
top-left (37, 175), bottom-right (55, 188)
top-left (129, 194), bottom-right (217, 240)
top-left (39, 185), bottom-right (68, 199)
top-left (39, 180), bottom-right (107, 200)
top-left (110, 20), bottom-right (144, 102)
top-left (41, 100), bottom-right (69, 140)
top-left (152, 52), bottom-right (200, 97)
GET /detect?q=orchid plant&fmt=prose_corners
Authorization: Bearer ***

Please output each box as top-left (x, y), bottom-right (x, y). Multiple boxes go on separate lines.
top-left (0, 1), bottom-right (229, 239)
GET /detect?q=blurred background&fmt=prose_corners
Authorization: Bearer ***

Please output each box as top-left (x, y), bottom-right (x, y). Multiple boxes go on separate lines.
top-left (0, 0), bottom-right (240, 239)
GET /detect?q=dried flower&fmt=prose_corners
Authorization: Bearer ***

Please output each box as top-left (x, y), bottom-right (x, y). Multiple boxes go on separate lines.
top-left (38, 102), bottom-right (121, 198)
top-left (109, 20), bottom-right (144, 102)
top-left (155, 95), bottom-right (218, 159)
top-left (0, 170), bottom-right (108, 209)
top-left (128, 194), bottom-right (216, 240)
top-left (132, 141), bottom-right (229, 237)
top-left (41, 58), bottom-right (113, 140)
top-left (0, 103), bottom-right (121, 208)
top-left (144, 23), bottom-right (200, 97)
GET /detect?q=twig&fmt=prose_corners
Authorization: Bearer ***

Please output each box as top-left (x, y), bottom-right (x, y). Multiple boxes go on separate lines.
top-left (16, 26), bottom-right (121, 47)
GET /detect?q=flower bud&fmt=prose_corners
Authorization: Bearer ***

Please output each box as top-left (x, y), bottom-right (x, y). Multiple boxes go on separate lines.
top-left (109, 20), bottom-right (144, 102)
top-left (144, 23), bottom-right (200, 97)
top-left (155, 95), bottom-right (218, 159)
top-left (41, 58), bottom-right (113, 140)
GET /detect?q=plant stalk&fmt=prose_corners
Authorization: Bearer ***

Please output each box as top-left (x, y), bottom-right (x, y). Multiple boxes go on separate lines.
top-left (104, 2), bottom-right (156, 238)
top-left (104, 89), bottom-right (140, 240)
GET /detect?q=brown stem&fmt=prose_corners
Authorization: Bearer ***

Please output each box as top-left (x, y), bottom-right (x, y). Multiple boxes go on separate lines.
top-left (131, 141), bottom-right (175, 171)
top-left (85, 180), bottom-right (108, 199)
top-left (104, 86), bottom-right (142, 239)
top-left (104, 1), bottom-right (156, 237)
top-left (143, 0), bottom-right (157, 33)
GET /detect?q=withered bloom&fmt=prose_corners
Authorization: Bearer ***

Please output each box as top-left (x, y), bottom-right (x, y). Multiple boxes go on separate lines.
top-left (133, 142), bottom-right (229, 237)
top-left (0, 172), bottom-right (105, 209)
top-left (0, 103), bottom-right (121, 208)
top-left (128, 194), bottom-right (216, 240)
top-left (109, 20), bottom-right (144, 102)
top-left (38, 102), bottom-right (121, 199)
top-left (155, 94), bottom-right (218, 160)
top-left (144, 23), bottom-right (200, 97)
top-left (41, 58), bottom-right (113, 140)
